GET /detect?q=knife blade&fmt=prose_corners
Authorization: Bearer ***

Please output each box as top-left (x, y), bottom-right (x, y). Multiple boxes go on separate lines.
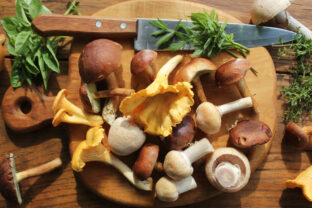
top-left (32, 14), bottom-right (298, 50)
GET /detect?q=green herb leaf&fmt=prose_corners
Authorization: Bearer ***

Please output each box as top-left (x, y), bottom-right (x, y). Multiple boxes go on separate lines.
top-left (15, 31), bottom-right (31, 54)
top-left (11, 60), bottom-right (24, 88)
top-left (167, 41), bottom-right (186, 51)
top-left (29, 0), bottom-right (43, 20)
top-left (26, 55), bottom-right (40, 74)
top-left (42, 44), bottom-right (59, 73)
top-left (15, 0), bottom-right (30, 25)
top-left (156, 31), bottom-right (175, 46)
top-left (42, 5), bottom-right (52, 14)
top-left (1, 16), bottom-right (19, 39)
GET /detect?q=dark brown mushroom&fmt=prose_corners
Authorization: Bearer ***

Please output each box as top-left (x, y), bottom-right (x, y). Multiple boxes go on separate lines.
top-left (215, 59), bottom-right (259, 114)
top-left (0, 154), bottom-right (62, 205)
top-left (229, 120), bottom-right (272, 148)
top-left (285, 121), bottom-right (312, 150)
top-left (131, 50), bottom-right (157, 82)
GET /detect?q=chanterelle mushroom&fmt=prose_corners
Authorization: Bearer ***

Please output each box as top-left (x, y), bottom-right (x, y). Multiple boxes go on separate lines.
top-left (205, 147), bottom-right (251, 192)
top-left (155, 176), bottom-right (197, 202)
top-left (285, 121), bottom-right (312, 150)
top-left (52, 89), bottom-right (103, 127)
top-left (0, 154), bottom-right (62, 205)
top-left (229, 120), bottom-right (272, 149)
top-left (251, 0), bottom-right (312, 39)
top-left (71, 126), bottom-right (153, 191)
top-left (196, 97), bottom-right (253, 135)
top-left (120, 55), bottom-right (194, 137)
top-left (163, 138), bottom-right (214, 180)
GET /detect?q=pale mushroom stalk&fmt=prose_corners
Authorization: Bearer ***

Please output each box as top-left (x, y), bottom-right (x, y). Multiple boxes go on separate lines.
top-left (163, 138), bottom-right (214, 180)
top-left (236, 79), bottom-right (259, 114)
top-left (214, 162), bottom-right (241, 188)
top-left (217, 97), bottom-right (253, 115)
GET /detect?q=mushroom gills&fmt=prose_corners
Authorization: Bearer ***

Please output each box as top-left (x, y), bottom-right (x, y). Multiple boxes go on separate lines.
top-left (215, 162), bottom-right (241, 188)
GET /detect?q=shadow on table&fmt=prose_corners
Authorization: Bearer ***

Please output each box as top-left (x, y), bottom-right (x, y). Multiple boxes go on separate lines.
top-left (279, 188), bottom-right (312, 208)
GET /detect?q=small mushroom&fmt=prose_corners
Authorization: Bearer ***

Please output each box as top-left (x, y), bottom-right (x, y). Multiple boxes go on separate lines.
top-left (163, 138), bottom-right (214, 180)
top-left (251, 0), bottom-right (312, 39)
top-left (0, 34), bottom-right (5, 71)
top-left (229, 120), bottom-right (272, 149)
top-left (285, 121), bottom-right (312, 150)
top-left (215, 59), bottom-right (259, 114)
top-left (108, 117), bottom-right (146, 156)
top-left (52, 89), bottom-right (103, 127)
top-left (173, 58), bottom-right (217, 103)
top-left (132, 143), bottom-right (159, 180)
top-left (196, 97), bottom-right (254, 135)
top-left (155, 176), bottom-right (197, 202)
top-left (0, 154), bottom-right (62, 205)
top-left (164, 114), bottom-right (196, 150)
top-left (205, 147), bottom-right (251, 192)
top-left (131, 50), bottom-right (157, 82)
top-left (72, 126), bottom-right (153, 191)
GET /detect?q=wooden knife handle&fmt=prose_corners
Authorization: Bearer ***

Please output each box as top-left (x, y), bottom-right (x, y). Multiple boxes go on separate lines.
top-left (32, 14), bottom-right (137, 38)
top-left (1, 86), bottom-right (55, 133)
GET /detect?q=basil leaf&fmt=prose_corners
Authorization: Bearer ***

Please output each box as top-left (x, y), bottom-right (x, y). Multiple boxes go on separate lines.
top-left (15, 0), bottom-right (30, 25)
top-left (41, 5), bottom-right (52, 14)
top-left (7, 40), bottom-right (17, 56)
top-left (29, 0), bottom-right (42, 20)
top-left (36, 49), bottom-right (48, 89)
top-left (15, 31), bottom-right (31, 54)
top-left (10, 60), bottom-right (24, 88)
top-left (44, 39), bottom-right (60, 73)
top-left (1, 16), bottom-right (19, 38)
top-left (26, 55), bottom-right (40, 74)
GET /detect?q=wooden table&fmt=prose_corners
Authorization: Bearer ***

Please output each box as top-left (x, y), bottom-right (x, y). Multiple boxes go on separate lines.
top-left (0, 0), bottom-right (312, 207)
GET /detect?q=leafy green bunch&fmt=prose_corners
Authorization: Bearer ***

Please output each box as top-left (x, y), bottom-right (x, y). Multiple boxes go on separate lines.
top-left (149, 10), bottom-right (250, 58)
top-left (278, 34), bottom-right (312, 121)
top-left (1, 0), bottom-right (79, 89)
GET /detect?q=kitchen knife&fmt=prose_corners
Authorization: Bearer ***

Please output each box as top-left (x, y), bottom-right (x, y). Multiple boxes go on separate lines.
top-left (32, 14), bottom-right (298, 50)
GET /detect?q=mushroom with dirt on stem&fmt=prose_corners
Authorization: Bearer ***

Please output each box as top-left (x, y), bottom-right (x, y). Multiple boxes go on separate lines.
top-left (0, 154), bottom-right (62, 205)
top-left (284, 121), bottom-right (312, 150)
top-left (229, 120), bottom-right (272, 149)
top-left (251, 0), bottom-right (312, 39)
top-left (196, 97), bottom-right (254, 135)
top-left (155, 176), bottom-right (197, 202)
top-left (163, 138), bottom-right (214, 181)
top-left (52, 89), bottom-right (103, 127)
top-left (215, 58), bottom-right (259, 114)
top-left (71, 126), bottom-right (153, 191)
top-left (205, 147), bottom-right (251, 192)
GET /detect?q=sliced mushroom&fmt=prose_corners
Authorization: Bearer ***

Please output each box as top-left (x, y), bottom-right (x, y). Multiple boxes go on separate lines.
top-left (0, 154), bottom-right (62, 205)
top-left (196, 97), bottom-right (253, 135)
top-left (215, 59), bottom-right (259, 114)
top-left (163, 138), bottom-right (214, 180)
top-left (205, 147), bottom-right (251, 192)
top-left (251, 0), bottom-right (312, 39)
top-left (131, 50), bottom-right (157, 82)
top-left (285, 121), bottom-right (312, 150)
top-left (229, 120), bottom-right (272, 148)
top-left (155, 176), bottom-right (197, 202)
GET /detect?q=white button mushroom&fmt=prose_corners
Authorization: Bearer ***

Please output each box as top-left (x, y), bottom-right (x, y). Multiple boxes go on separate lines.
top-left (163, 138), bottom-right (214, 180)
top-left (108, 117), bottom-right (146, 156)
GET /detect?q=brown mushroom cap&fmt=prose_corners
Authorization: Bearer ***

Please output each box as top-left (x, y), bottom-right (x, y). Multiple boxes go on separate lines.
top-left (215, 59), bottom-right (251, 86)
top-left (285, 121), bottom-right (310, 149)
top-left (79, 39), bottom-right (122, 83)
top-left (229, 120), bottom-right (272, 148)
top-left (131, 50), bottom-right (157, 75)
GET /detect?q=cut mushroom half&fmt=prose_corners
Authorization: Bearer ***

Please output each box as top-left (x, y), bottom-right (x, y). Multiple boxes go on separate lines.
top-left (205, 147), bottom-right (251, 192)
top-left (251, 0), bottom-right (312, 39)
top-left (215, 59), bottom-right (259, 114)
top-left (173, 58), bottom-right (217, 103)
top-left (163, 138), bottom-right (214, 180)
top-left (196, 97), bottom-right (254, 135)
top-left (0, 154), bottom-right (62, 205)
top-left (229, 120), bottom-right (272, 149)
top-left (155, 176), bottom-right (197, 202)
top-left (285, 121), bottom-right (312, 150)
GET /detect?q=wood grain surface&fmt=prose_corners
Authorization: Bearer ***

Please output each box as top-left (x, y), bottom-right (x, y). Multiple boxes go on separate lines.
top-left (0, 0), bottom-right (312, 207)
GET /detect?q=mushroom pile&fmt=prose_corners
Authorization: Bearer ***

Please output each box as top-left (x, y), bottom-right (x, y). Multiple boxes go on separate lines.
top-left (47, 38), bottom-right (274, 204)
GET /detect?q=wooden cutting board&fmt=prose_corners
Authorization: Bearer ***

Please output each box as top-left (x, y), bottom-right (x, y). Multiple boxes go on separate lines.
top-left (65, 0), bottom-right (276, 207)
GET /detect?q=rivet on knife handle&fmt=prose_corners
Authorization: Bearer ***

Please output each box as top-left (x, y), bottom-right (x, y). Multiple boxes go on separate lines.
top-left (32, 14), bottom-right (137, 38)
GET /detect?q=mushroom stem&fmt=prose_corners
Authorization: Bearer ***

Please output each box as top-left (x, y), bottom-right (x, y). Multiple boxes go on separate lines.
top-left (236, 79), bottom-right (259, 114)
top-left (175, 175), bottom-right (197, 194)
top-left (217, 97), bottom-right (253, 116)
top-left (193, 77), bottom-right (207, 102)
top-left (154, 55), bottom-right (183, 83)
top-left (93, 88), bottom-right (134, 98)
top-left (15, 158), bottom-right (62, 182)
top-left (215, 162), bottom-right (241, 188)
top-left (183, 138), bottom-right (214, 163)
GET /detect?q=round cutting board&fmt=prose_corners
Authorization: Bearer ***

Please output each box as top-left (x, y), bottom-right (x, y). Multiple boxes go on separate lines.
top-left (67, 0), bottom-right (276, 207)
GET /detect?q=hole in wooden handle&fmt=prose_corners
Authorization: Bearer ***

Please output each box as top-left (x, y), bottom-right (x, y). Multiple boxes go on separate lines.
top-left (15, 97), bottom-right (32, 115)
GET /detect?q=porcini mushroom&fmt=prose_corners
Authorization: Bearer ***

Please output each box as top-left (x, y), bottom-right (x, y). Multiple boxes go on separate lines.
top-left (173, 58), bottom-right (217, 103)
top-left (215, 58), bottom-right (259, 114)
top-left (120, 55), bottom-right (194, 137)
top-left (205, 147), bottom-right (251, 192)
top-left (229, 120), bottom-right (272, 149)
top-left (71, 126), bottom-right (153, 191)
top-left (164, 114), bottom-right (196, 150)
top-left (251, 0), bottom-right (312, 39)
top-left (196, 97), bottom-right (254, 135)
top-left (132, 143), bottom-right (159, 180)
top-left (108, 116), bottom-right (146, 156)
top-left (0, 154), bottom-right (62, 205)
top-left (285, 121), bottom-right (312, 150)
top-left (52, 89), bottom-right (103, 127)
top-left (155, 176), bottom-right (197, 202)
top-left (163, 138), bottom-right (214, 180)
top-left (131, 50), bottom-right (157, 82)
